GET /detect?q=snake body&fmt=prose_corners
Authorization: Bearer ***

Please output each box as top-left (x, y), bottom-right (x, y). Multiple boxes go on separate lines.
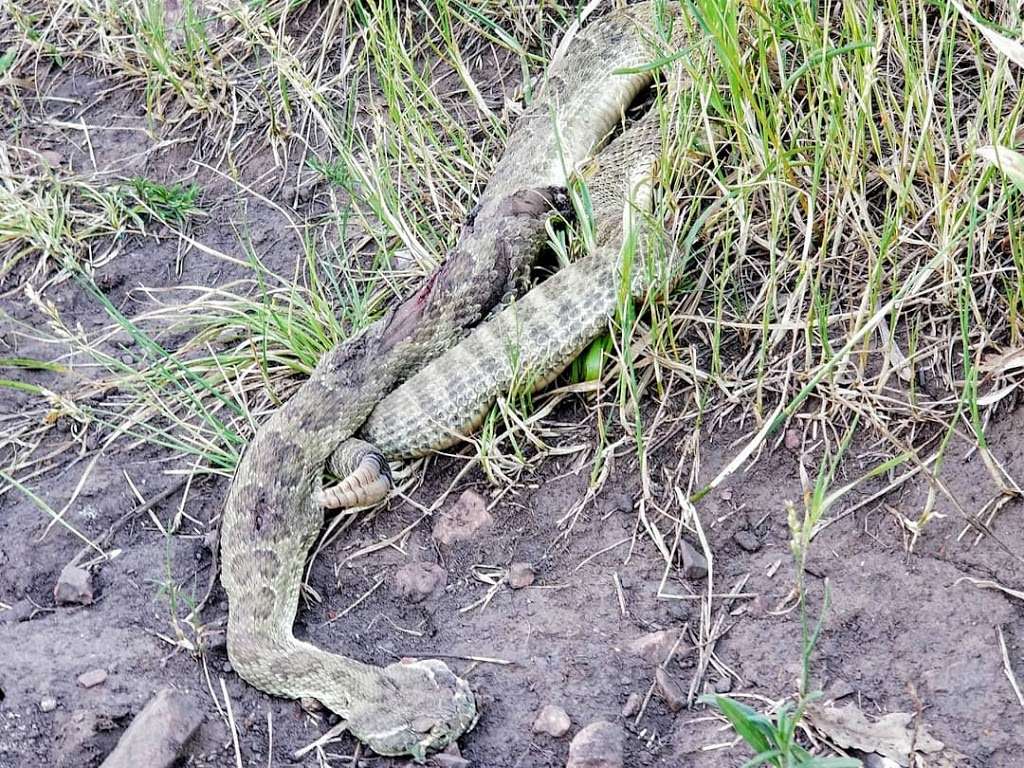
top-left (222, 3), bottom-right (677, 760)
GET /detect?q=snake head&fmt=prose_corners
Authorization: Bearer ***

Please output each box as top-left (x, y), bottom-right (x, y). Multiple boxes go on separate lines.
top-left (345, 658), bottom-right (478, 762)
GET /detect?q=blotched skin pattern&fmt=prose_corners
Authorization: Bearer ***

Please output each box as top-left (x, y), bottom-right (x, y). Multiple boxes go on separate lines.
top-left (221, 3), bottom-right (676, 760)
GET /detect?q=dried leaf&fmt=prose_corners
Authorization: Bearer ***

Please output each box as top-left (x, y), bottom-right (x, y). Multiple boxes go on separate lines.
top-left (976, 145), bottom-right (1024, 187)
top-left (808, 703), bottom-right (943, 767)
top-left (952, 1), bottom-right (1024, 67)
top-left (980, 346), bottom-right (1024, 375)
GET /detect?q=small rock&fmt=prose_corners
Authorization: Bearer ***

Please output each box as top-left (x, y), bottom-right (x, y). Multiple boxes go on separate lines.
top-left (98, 688), bottom-right (204, 768)
top-left (733, 530), bottom-right (761, 553)
top-left (566, 720), bottom-right (622, 768)
top-left (532, 704), bottom-right (571, 737)
top-left (432, 741), bottom-right (470, 768)
top-left (508, 562), bottom-right (535, 589)
top-left (221, 662), bottom-right (232, 674)
top-left (54, 563), bottom-right (94, 606)
top-left (625, 630), bottom-right (678, 665)
top-left (620, 693), bottom-right (642, 718)
top-left (713, 677), bottom-right (733, 694)
top-left (394, 562), bottom-right (447, 603)
top-left (784, 428), bottom-right (801, 451)
top-left (432, 490), bottom-right (493, 546)
top-left (39, 696), bottom-right (57, 713)
top-left (655, 668), bottom-right (686, 713)
top-left (677, 540), bottom-right (707, 580)
top-left (78, 668), bottom-right (108, 688)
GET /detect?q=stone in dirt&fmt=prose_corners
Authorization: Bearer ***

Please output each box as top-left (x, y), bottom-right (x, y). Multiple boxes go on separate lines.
top-left (432, 490), bottom-right (493, 546)
top-left (784, 428), bottom-right (801, 451)
top-left (655, 667), bottom-right (686, 713)
top-left (394, 562), bottom-right (447, 603)
top-left (431, 741), bottom-right (470, 767)
top-left (508, 562), bottom-right (536, 589)
top-left (532, 704), bottom-right (572, 737)
top-left (566, 721), bottom-right (622, 768)
top-left (39, 696), bottom-right (57, 713)
top-left (733, 530), bottom-right (761, 553)
top-left (77, 669), bottom-right (108, 688)
top-left (625, 630), bottom-right (679, 665)
top-left (54, 563), bottom-right (94, 605)
top-left (98, 688), bottom-right (203, 768)
top-left (677, 539), bottom-right (707, 580)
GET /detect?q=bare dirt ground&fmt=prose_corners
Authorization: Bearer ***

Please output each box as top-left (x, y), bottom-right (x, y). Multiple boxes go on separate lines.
top-left (2, 3), bottom-right (1024, 768)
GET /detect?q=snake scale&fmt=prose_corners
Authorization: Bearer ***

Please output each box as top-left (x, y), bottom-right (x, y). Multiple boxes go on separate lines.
top-left (222, 2), bottom-right (682, 760)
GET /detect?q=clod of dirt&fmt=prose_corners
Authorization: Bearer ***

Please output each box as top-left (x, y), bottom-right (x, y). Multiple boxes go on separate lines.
top-left (712, 676), bottom-right (732, 694)
top-left (54, 563), bottom-right (94, 606)
top-left (654, 668), bottom-right (685, 713)
top-left (784, 428), bottom-right (802, 451)
top-left (609, 492), bottom-right (634, 514)
top-left (77, 669), bottom-right (108, 688)
top-left (625, 630), bottom-right (678, 665)
top-left (508, 562), bottom-right (536, 589)
top-left (98, 687), bottom-right (203, 768)
top-left (432, 490), bottom-right (493, 546)
top-left (394, 562), bottom-right (447, 603)
top-left (566, 720), bottom-right (622, 768)
top-left (677, 540), bottom-right (707, 580)
top-left (39, 696), bottom-right (57, 713)
top-left (732, 530), bottom-right (761, 553)
top-left (532, 704), bottom-right (571, 737)
top-left (620, 693), bottom-right (641, 718)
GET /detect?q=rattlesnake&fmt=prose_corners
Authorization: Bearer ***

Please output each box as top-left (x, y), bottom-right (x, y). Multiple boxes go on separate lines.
top-left (222, 3), bottom-right (683, 760)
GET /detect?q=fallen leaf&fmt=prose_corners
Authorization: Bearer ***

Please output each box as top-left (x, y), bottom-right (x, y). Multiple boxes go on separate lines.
top-left (952, 1), bottom-right (1024, 68)
top-left (808, 703), bottom-right (943, 767)
top-left (976, 145), bottom-right (1024, 188)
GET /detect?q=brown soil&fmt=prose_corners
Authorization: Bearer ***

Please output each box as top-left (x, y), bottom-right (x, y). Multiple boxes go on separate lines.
top-left (2, 33), bottom-right (1023, 768)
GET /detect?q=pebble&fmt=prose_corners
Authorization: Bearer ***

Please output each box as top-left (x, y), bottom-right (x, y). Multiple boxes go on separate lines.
top-left (677, 540), bottom-right (708, 580)
top-left (508, 562), bottom-right (536, 589)
top-left (54, 563), bottom-right (94, 606)
top-left (532, 704), bottom-right (571, 737)
top-left (432, 742), bottom-right (470, 767)
top-left (733, 530), bottom-right (761, 553)
top-left (432, 490), bottom-right (493, 546)
top-left (625, 630), bottom-right (678, 665)
top-left (655, 668), bottom-right (686, 713)
top-left (620, 693), bottom-right (642, 718)
top-left (98, 688), bottom-right (204, 768)
top-left (784, 428), bottom-right (801, 451)
top-left (221, 662), bottom-right (232, 674)
top-left (394, 562), bottom-right (447, 603)
top-left (39, 697), bottom-right (57, 713)
top-left (566, 720), bottom-right (623, 768)
top-left (78, 668), bottom-right (108, 688)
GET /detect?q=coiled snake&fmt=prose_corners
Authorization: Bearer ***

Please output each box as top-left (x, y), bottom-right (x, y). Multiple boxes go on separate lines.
top-left (221, 2), bottom-right (684, 760)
